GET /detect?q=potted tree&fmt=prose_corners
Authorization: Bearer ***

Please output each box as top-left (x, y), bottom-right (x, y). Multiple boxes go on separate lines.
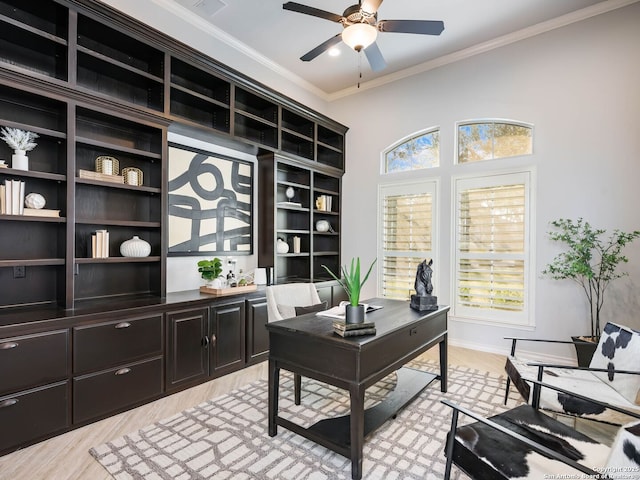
top-left (543, 218), bottom-right (640, 365)
top-left (322, 257), bottom-right (376, 324)
top-left (197, 258), bottom-right (223, 287)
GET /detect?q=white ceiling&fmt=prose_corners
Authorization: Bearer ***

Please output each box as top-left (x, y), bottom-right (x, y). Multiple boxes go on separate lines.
top-left (166, 0), bottom-right (631, 98)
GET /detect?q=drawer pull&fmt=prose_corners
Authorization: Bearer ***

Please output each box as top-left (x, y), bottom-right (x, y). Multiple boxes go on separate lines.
top-left (0, 342), bottom-right (18, 350)
top-left (115, 322), bottom-right (131, 329)
top-left (0, 399), bottom-right (18, 408)
top-left (115, 368), bottom-right (131, 376)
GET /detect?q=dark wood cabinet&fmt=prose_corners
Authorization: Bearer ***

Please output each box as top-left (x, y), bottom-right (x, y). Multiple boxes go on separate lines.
top-left (73, 357), bottom-right (163, 424)
top-left (246, 296), bottom-right (269, 365)
top-left (166, 306), bottom-right (209, 391)
top-left (209, 299), bottom-right (245, 376)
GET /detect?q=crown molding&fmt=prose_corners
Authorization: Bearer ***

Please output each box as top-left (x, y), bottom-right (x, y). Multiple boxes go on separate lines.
top-left (148, 0), bottom-right (638, 103)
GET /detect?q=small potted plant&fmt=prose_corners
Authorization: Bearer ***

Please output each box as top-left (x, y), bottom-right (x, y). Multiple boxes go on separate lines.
top-left (0, 126), bottom-right (38, 171)
top-left (323, 257), bottom-right (376, 324)
top-left (197, 258), bottom-right (223, 287)
top-left (543, 218), bottom-right (640, 364)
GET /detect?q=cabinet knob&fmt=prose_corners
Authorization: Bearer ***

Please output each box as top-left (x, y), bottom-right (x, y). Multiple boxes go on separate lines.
top-left (0, 399), bottom-right (18, 408)
top-left (115, 322), bottom-right (131, 329)
top-left (211, 334), bottom-right (217, 346)
top-left (115, 367), bottom-right (131, 376)
top-left (0, 342), bottom-right (18, 350)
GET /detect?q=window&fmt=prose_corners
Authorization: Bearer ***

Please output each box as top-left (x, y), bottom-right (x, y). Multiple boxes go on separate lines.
top-left (384, 128), bottom-right (439, 173)
top-left (378, 181), bottom-right (437, 300)
top-left (453, 171), bottom-right (533, 325)
top-left (457, 120), bottom-right (532, 164)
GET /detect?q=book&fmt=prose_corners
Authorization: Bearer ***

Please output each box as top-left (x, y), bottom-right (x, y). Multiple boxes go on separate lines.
top-left (11, 180), bottom-right (22, 215)
top-left (23, 208), bottom-right (61, 217)
top-left (334, 327), bottom-right (376, 337)
top-left (18, 180), bottom-right (24, 215)
top-left (317, 302), bottom-right (383, 320)
top-left (0, 184), bottom-right (4, 214)
top-left (332, 320), bottom-right (376, 331)
top-left (79, 169), bottom-right (124, 184)
top-left (4, 180), bottom-right (11, 214)
top-left (93, 229), bottom-right (109, 258)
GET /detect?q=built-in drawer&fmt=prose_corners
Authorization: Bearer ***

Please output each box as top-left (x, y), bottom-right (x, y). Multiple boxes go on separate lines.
top-left (0, 381), bottom-right (69, 454)
top-left (73, 314), bottom-right (163, 374)
top-left (0, 330), bottom-right (69, 395)
top-left (73, 356), bottom-right (163, 424)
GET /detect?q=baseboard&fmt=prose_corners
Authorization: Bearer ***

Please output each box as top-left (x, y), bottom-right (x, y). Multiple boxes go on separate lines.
top-left (448, 337), bottom-right (575, 365)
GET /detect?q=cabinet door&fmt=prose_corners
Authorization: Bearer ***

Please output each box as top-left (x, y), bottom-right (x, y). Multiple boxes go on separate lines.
top-left (166, 307), bottom-right (209, 390)
top-left (246, 297), bottom-right (269, 364)
top-left (210, 300), bottom-right (245, 377)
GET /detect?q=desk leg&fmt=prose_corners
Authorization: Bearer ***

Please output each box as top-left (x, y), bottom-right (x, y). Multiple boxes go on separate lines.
top-left (294, 373), bottom-right (301, 405)
top-left (349, 383), bottom-right (365, 480)
top-left (268, 359), bottom-right (279, 437)
top-left (439, 333), bottom-right (448, 393)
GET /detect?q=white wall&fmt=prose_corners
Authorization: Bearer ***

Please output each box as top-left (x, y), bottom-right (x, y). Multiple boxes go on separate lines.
top-left (327, 3), bottom-right (640, 358)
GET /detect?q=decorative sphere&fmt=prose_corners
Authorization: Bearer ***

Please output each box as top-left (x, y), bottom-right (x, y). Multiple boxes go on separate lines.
top-left (285, 186), bottom-right (295, 200)
top-left (24, 192), bottom-right (45, 209)
top-left (315, 220), bottom-right (330, 232)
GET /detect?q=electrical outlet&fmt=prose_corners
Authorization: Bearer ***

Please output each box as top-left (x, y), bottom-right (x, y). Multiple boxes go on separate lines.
top-left (13, 266), bottom-right (25, 278)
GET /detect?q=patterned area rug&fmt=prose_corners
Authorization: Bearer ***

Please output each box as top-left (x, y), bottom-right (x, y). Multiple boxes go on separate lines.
top-left (90, 358), bottom-right (521, 479)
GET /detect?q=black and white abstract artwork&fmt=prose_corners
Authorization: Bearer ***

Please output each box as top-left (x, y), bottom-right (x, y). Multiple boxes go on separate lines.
top-left (168, 144), bottom-right (253, 255)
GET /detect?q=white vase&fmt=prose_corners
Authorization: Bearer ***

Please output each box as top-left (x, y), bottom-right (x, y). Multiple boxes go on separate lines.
top-left (120, 236), bottom-right (151, 257)
top-left (12, 150), bottom-right (28, 171)
top-left (276, 238), bottom-right (289, 254)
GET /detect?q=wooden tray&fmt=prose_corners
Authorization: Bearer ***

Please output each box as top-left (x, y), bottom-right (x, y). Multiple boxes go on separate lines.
top-left (200, 284), bottom-right (257, 296)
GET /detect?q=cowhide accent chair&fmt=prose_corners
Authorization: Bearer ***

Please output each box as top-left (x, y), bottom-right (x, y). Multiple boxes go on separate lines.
top-left (442, 378), bottom-right (640, 480)
top-left (504, 322), bottom-right (640, 425)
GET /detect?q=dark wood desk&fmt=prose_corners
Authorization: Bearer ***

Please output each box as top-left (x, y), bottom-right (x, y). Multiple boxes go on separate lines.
top-left (267, 298), bottom-right (449, 480)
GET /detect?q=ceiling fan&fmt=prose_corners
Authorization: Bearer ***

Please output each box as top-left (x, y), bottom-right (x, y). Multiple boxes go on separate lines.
top-left (282, 0), bottom-right (444, 72)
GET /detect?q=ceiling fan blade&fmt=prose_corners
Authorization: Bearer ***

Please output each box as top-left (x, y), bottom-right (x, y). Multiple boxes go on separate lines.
top-left (360, 0), bottom-right (383, 15)
top-left (364, 42), bottom-right (387, 72)
top-left (283, 2), bottom-right (343, 23)
top-left (300, 34), bottom-right (343, 62)
top-left (378, 19), bottom-right (445, 35)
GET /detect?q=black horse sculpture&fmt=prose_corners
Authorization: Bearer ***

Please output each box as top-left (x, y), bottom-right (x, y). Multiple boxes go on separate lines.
top-left (414, 258), bottom-right (434, 296)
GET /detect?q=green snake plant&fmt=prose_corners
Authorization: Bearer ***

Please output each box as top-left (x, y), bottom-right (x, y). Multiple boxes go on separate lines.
top-left (322, 257), bottom-right (377, 307)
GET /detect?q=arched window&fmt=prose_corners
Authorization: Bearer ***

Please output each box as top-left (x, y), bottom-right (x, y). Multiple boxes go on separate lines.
top-left (457, 120), bottom-right (532, 164)
top-left (384, 128), bottom-right (439, 173)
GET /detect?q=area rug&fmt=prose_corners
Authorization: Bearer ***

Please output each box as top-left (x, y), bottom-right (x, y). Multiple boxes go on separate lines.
top-left (90, 359), bottom-right (521, 479)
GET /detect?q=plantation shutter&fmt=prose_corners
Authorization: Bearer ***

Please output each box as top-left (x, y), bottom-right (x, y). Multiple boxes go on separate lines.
top-left (454, 172), bottom-right (531, 325)
top-left (379, 182), bottom-right (436, 300)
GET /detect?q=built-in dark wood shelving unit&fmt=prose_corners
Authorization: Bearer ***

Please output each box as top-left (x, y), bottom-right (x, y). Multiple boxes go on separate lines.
top-left (0, 0), bottom-right (347, 457)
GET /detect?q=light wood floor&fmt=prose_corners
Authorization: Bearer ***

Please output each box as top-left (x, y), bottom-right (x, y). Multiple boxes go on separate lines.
top-left (0, 346), bottom-right (506, 480)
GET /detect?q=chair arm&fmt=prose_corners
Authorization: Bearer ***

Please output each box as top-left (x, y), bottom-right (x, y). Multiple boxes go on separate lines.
top-left (524, 377), bottom-right (640, 419)
top-left (527, 362), bottom-right (640, 376)
top-left (504, 337), bottom-right (577, 356)
top-left (441, 399), bottom-right (601, 477)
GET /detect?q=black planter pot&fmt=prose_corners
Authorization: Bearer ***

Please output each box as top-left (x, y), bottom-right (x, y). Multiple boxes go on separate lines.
top-left (345, 304), bottom-right (365, 324)
top-left (571, 336), bottom-right (599, 367)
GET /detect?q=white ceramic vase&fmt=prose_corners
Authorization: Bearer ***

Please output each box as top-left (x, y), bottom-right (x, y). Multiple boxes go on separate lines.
top-left (12, 149), bottom-right (28, 171)
top-left (276, 238), bottom-right (289, 254)
top-left (120, 236), bottom-right (151, 257)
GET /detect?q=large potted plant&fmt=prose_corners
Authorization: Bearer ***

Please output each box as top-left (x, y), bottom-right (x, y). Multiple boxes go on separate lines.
top-left (323, 257), bottom-right (376, 324)
top-left (543, 218), bottom-right (640, 364)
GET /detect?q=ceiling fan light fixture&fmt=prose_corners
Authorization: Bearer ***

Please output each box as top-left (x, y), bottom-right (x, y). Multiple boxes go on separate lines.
top-left (342, 23), bottom-right (377, 51)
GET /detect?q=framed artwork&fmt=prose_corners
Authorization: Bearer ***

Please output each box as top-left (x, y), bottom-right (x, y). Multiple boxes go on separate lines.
top-left (168, 143), bottom-right (253, 255)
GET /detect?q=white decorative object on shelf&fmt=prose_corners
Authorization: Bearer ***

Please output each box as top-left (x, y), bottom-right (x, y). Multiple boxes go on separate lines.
top-left (120, 236), bottom-right (151, 257)
top-left (315, 220), bottom-right (330, 232)
top-left (276, 237), bottom-right (289, 254)
top-left (24, 192), bottom-right (45, 209)
top-left (12, 150), bottom-right (28, 170)
top-left (285, 186), bottom-right (295, 201)
top-left (1, 127), bottom-right (38, 172)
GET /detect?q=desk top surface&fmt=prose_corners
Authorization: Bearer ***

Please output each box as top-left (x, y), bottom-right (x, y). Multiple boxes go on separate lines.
top-left (266, 298), bottom-right (449, 346)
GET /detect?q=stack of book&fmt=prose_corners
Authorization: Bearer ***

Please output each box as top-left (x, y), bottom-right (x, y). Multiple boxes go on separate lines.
top-left (1, 179), bottom-right (25, 215)
top-left (91, 229), bottom-right (110, 258)
top-left (332, 320), bottom-right (376, 338)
